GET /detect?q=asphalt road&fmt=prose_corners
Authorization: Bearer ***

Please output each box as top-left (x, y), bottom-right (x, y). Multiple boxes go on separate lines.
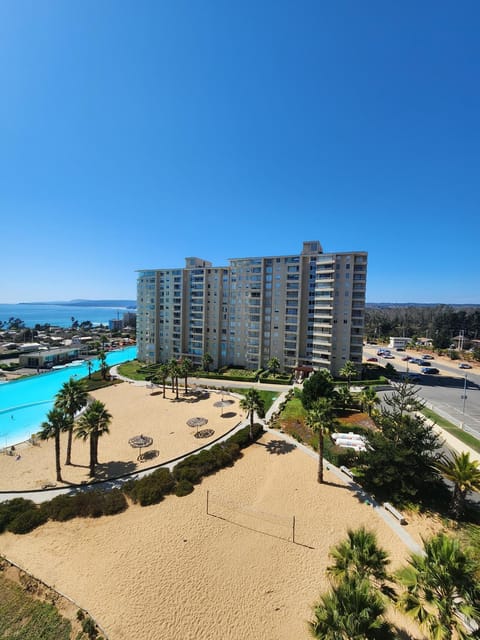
top-left (363, 345), bottom-right (480, 439)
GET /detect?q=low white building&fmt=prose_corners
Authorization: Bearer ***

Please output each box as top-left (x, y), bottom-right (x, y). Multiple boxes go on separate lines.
top-left (388, 337), bottom-right (410, 350)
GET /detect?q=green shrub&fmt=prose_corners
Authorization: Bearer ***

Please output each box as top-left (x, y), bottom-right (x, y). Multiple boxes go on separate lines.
top-left (0, 498), bottom-right (37, 533)
top-left (103, 489), bottom-right (128, 515)
top-left (7, 508), bottom-right (48, 534)
top-left (175, 480), bottom-right (194, 496)
top-left (229, 423), bottom-right (264, 448)
top-left (172, 464), bottom-right (203, 484)
top-left (128, 468), bottom-right (175, 506)
top-left (42, 495), bottom-right (78, 522)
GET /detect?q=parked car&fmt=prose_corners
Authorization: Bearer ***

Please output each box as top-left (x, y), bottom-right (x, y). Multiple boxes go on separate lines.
top-left (367, 357), bottom-right (378, 362)
top-left (401, 356), bottom-right (411, 361)
top-left (422, 354), bottom-right (434, 360)
top-left (421, 367), bottom-right (439, 374)
top-left (459, 363), bottom-right (472, 369)
top-left (383, 354), bottom-right (395, 359)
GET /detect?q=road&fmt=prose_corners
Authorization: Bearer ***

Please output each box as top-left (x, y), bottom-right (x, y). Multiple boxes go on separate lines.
top-left (363, 345), bottom-right (480, 439)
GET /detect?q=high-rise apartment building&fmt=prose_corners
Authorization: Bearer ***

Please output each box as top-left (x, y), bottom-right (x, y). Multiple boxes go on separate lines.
top-left (136, 241), bottom-right (367, 376)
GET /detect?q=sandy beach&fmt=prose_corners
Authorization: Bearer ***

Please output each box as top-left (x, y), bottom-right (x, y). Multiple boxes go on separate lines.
top-left (0, 378), bottom-right (428, 639)
top-left (0, 383), bottom-right (242, 491)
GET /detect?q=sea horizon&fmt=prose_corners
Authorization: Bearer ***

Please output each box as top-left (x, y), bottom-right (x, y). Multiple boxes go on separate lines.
top-left (0, 303), bottom-right (135, 329)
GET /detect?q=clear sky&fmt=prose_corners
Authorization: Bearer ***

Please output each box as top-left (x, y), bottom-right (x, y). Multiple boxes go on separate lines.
top-left (1, 1), bottom-right (478, 304)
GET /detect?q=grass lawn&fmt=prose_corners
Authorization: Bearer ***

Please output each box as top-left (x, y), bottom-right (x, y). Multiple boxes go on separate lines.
top-left (117, 360), bottom-right (148, 381)
top-left (235, 388), bottom-right (279, 414)
top-left (0, 574), bottom-right (72, 640)
top-left (422, 408), bottom-right (480, 454)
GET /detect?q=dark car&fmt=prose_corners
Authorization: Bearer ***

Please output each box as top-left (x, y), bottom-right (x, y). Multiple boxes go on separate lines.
top-left (367, 357), bottom-right (378, 362)
top-left (421, 367), bottom-right (439, 374)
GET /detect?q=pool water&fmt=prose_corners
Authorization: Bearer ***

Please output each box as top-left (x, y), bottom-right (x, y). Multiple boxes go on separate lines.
top-left (0, 346), bottom-right (137, 446)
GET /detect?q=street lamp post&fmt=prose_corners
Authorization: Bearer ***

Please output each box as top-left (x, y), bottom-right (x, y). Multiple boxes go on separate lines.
top-left (461, 374), bottom-right (468, 415)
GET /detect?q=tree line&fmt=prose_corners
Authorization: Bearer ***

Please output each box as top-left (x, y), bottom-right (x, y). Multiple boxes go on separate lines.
top-left (365, 304), bottom-right (480, 349)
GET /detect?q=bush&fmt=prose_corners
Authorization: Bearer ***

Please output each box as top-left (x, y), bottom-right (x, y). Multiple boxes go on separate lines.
top-left (175, 480), bottom-right (194, 496)
top-left (229, 423), bottom-right (264, 448)
top-left (0, 498), bottom-right (37, 533)
top-left (43, 495), bottom-right (78, 522)
top-left (7, 508), bottom-right (48, 534)
top-left (103, 489), bottom-right (128, 515)
top-left (127, 468), bottom-right (175, 506)
top-left (172, 464), bottom-right (203, 484)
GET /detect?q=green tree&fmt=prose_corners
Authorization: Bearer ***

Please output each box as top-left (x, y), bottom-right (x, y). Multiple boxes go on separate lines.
top-left (302, 370), bottom-right (335, 411)
top-left (168, 358), bottom-right (181, 399)
top-left (382, 380), bottom-right (425, 422)
top-left (359, 412), bottom-right (443, 505)
top-left (397, 533), bottom-right (480, 640)
top-left (85, 359), bottom-right (93, 380)
top-left (359, 386), bottom-right (380, 417)
top-left (55, 377), bottom-right (88, 466)
top-left (151, 363), bottom-right (170, 399)
top-left (179, 357), bottom-right (193, 394)
top-left (202, 352), bottom-right (213, 372)
top-left (98, 350), bottom-right (109, 380)
top-left (75, 399), bottom-right (112, 477)
top-left (39, 407), bottom-right (72, 482)
top-left (309, 576), bottom-right (395, 640)
top-left (339, 360), bottom-right (358, 389)
top-left (327, 527), bottom-right (393, 597)
top-left (306, 398), bottom-right (336, 484)
top-left (435, 451), bottom-right (480, 519)
top-left (267, 357), bottom-right (280, 376)
top-left (334, 385), bottom-right (352, 411)
top-left (239, 388), bottom-right (265, 440)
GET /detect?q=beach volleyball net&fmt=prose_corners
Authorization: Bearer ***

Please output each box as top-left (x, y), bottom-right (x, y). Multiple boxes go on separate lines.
top-left (206, 490), bottom-right (296, 543)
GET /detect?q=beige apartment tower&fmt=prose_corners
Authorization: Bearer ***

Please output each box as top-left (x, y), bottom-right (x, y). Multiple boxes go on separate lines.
top-left (136, 241), bottom-right (367, 376)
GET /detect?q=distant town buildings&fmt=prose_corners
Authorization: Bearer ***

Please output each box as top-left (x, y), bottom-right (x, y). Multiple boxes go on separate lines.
top-left (136, 241), bottom-right (367, 376)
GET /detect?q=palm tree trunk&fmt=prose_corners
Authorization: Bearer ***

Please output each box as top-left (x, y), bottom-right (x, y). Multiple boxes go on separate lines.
top-left (162, 380), bottom-right (166, 399)
top-left (89, 436), bottom-right (96, 477)
top-left (175, 376), bottom-right (179, 400)
top-left (65, 423), bottom-right (73, 465)
top-left (55, 433), bottom-right (62, 482)
top-left (249, 413), bottom-right (254, 440)
top-left (318, 430), bottom-right (324, 484)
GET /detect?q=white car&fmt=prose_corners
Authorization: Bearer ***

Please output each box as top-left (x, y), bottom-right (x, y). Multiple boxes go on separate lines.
top-left (459, 363), bottom-right (472, 369)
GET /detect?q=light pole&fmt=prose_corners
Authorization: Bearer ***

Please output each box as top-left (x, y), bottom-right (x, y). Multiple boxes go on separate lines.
top-left (461, 374), bottom-right (468, 414)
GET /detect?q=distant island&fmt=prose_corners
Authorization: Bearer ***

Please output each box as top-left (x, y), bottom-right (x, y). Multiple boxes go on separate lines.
top-left (19, 299), bottom-right (137, 308)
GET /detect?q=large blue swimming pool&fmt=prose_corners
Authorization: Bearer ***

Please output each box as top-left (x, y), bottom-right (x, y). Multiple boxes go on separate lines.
top-left (0, 346), bottom-right (137, 446)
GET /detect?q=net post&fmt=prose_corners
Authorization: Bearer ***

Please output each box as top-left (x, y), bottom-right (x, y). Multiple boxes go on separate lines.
top-left (292, 515), bottom-right (296, 544)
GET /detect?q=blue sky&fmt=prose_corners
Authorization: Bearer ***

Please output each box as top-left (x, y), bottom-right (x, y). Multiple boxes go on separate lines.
top-left (0, 1), bottom-right (478, 304)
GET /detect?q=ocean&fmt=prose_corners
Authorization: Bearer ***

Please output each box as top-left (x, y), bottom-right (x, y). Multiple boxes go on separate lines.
top-left (0, 303), bottom-right (135, 329)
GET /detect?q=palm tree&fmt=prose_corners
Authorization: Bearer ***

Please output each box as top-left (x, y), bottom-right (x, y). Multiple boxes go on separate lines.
top-left (39, 407), bottom-right (72, 482)
top-left (396, 532), bottom-right (480, 640)
top-left (179, 357), bottom-right (192, 394)
top-left (267, 357), bottom-right (280, 376)
top-left (435, 451), bottom-right (480, 519)
top-left (55, 377), bottom-right (88, 465)
top-left (327, 527), bottom-right (392, 596)
top-left (339, 360), bottom-right (357, 390)
top-left (359, 386), bottom-right (380, 417)
top-left (75, 399), bottom-right (112, 477)
top-left (98, 350), bottom-right (109, 380)
top-left (239, 388), bottom-right (265, 439)
top-left (306, 398), bottom-right (336, 483)
top-left (202, 352), bottom-right (213, 372)
top-left (151, 363), bottom-right (170, 398)
top-left (309, 576), bottom-right (396, 639)
top-left (85, 359), bottom-right (93, 380)
top-left (334, 385), bottom-right (352, 411)
top-left (168, 359), bottom-right (181, 399)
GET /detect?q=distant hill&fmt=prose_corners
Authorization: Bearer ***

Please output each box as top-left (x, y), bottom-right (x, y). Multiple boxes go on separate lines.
top-left (20, 299), bottom-right (137, 308)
